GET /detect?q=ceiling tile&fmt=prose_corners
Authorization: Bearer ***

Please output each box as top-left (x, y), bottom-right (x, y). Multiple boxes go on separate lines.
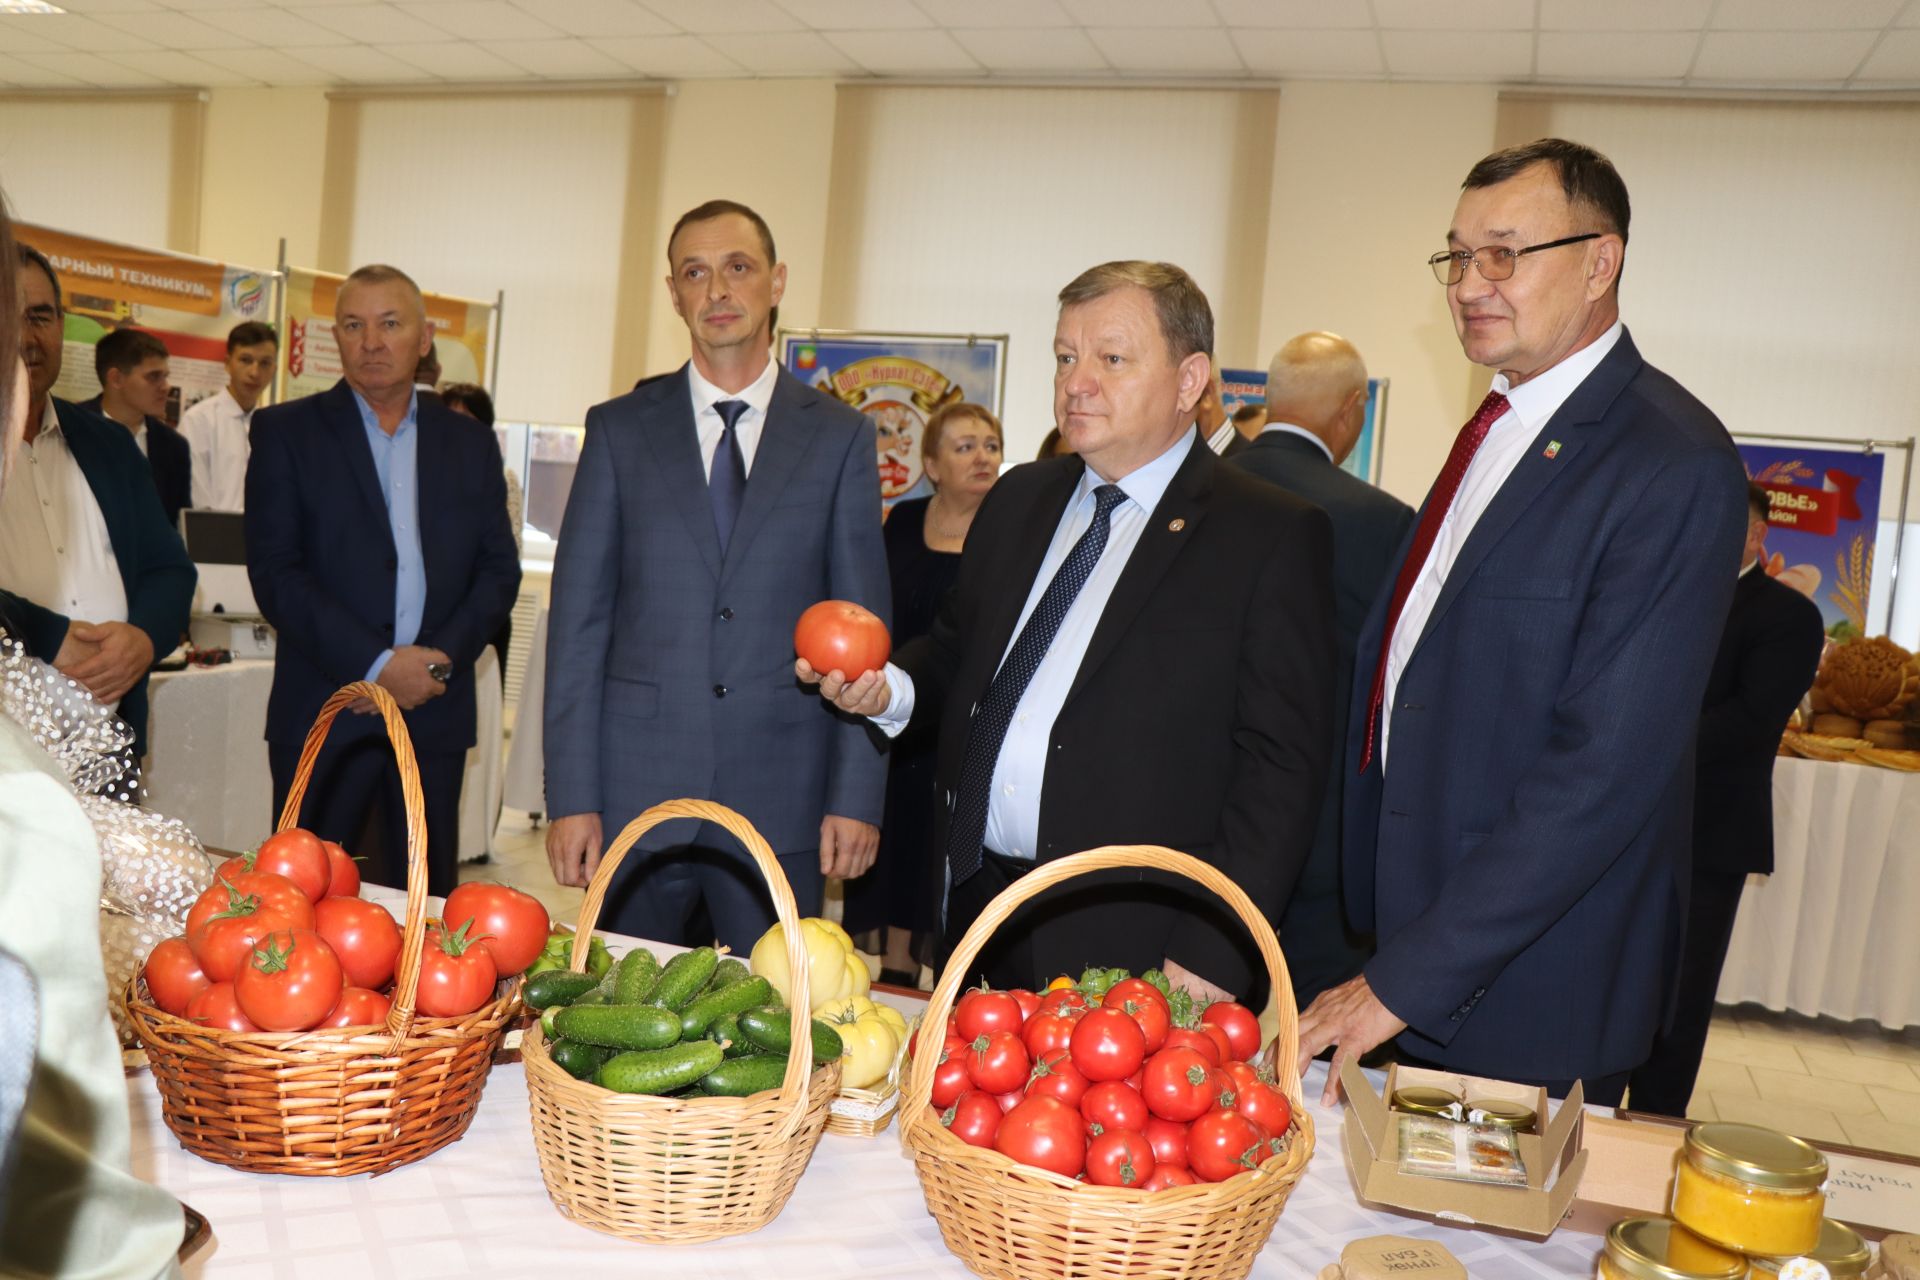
top-left (189, 43), bottom-right (333, 79)
top-left (711, 29), bottom-right (859, 72)
top-left (1232, 28), bottom-right (1383, 77)
top-left (1372, 0), bottom-right (1534, 30)
top-left (0, 50), bottom-right (84, 82)
top-left (287, 4), bottom-right (453, 43)
top-left (91, 7), bottom-right (260, 46)
top-left (1692, 29), bottom-right (1878, 80)
top-left (1060, 0), bottom-right (1218, 28)
top-left (1856, 27), bottom-right (1920, 77)
top-left (383, 38), bottom-right (525, 77)
top-left (950, 26), bottom-right (1106, 73)
top-left (636, 0), bottom-right (803, 34)
top-left (772, 0), bottom-right (929, 30)
top-left (824, 28), bottom-right (979, 73)
top-left (285, 41), bottom-right (433, 79)
top-left (511, 0), bottom-right (671, 37)
top-left (1536, 31), bottom-right (1698, 79)
top-left (1711, 0), bottom-right (1902, 30)
top-left (1380, 29), bottom-right (1533, 78)
top-left (1538, 0), bottom-right (1713, 31)
top-left (19, 13), bottom-right (160, 49)
top-left (479, 36), bottom-right (632, 75)
top-left (1212, 0), bottom-right (1370, 28)
top-left (107, 47), bottom-right (264, 81)
top-left (17, 48), bottom-right (167, 82)
top-left (190, 7), bottom-right (345, 46)
top-left (597, 33), bottom-right (744, 75)
top-left (907, 0), bottom-right (1071, 28)
top-left (1086, 25), bottom-right (1242, 73)
top-left (0, 20), bottom-right (64, 51)
top-left (395, 1), bottom-right (562, 40)
top-left (1902, 0), bottom-right (1920, 26)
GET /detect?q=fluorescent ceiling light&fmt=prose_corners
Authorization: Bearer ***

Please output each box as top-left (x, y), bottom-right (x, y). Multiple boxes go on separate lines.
top-left (0, 1), bottom-right (67, 12)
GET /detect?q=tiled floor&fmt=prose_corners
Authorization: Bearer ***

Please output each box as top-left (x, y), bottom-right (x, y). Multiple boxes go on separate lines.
top-left (468, 809), bottom-right (1920, 1156)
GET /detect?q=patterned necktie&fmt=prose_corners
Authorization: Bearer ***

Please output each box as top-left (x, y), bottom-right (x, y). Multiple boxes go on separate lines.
top-left (1358, 389), bottom-right (1511, 773)
top-left (946, 483), bottom-right (1128, 886)
top-left (709, 399), bottom-right (749, 554)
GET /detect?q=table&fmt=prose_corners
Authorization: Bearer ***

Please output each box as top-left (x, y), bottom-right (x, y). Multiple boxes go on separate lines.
top-left (1717, 755), bottom-right (1920, 1029)
top-left (502, 605), bottom-right (547, 815)
top-left (144, 648), bottom-right (506, 863)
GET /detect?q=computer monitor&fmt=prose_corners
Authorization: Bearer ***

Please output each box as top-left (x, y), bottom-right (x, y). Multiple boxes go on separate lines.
top-left (181, 509), bottom-right (258, 615)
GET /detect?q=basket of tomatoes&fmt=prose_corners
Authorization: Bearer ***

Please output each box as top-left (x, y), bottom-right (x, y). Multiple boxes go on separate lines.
top-left (900, 845), bottom-right (1315, 1280)
top-left (521, 798), bottom-right (842, 1243)
top-left (122, 681), bottom-right (526, 1176)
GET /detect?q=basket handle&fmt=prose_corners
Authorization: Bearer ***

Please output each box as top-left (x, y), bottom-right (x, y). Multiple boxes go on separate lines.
top-left (275, 681), bottom-right (430, 1051)
top-left (902, 845), bottom-right (1303, 1118)
top-left (568, 799), bottom-right (819, 1139)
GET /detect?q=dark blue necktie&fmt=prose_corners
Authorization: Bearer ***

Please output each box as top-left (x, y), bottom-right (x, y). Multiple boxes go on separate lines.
top-left (946, 483), bottom-right (1128, 886)
top-left (710, 399), bottom-right (748, 554)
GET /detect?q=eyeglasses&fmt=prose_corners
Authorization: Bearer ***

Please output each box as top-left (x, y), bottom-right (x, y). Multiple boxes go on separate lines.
top-left (1428, 233), bottom-right (1601, 286)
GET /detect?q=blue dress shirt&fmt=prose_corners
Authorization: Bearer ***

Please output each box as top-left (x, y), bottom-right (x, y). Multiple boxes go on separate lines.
top-left (352, 388), bottom-right (424, 681)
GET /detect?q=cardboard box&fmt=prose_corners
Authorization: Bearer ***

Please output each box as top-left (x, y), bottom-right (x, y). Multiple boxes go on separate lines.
top-left (1340, 1059), bottom-right (1588, 1240)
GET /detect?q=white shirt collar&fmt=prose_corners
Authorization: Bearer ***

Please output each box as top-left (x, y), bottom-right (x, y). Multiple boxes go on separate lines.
top-left (1079, 425), bottom-right (1195, 515)
top-left (687, 351), bottom-right (779, 421)
top-left (1739, 558), bottom-right (1759, 579)
top-left (1260, 421), bottom-right (1336, 463)
top-left (220, 386), bottom-right (252, 417)
top-left (39, 399), bottom-right (59, 440)
top-left (1492, 321), bottom-right (1624, 433)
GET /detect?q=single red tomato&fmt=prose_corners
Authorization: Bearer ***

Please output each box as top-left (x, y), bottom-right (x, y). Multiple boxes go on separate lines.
top-left (1198, 1021), bottom-right (1235, 1064)
top-left (1219, 1060), bottom-right (1262, 1098)
top-left (994, 1096), bottom-right (1085, 1178)
top-left (1026, 1050), bottom-right (1090, 1108)
top-left (1086, 1127), bottom-right (1156, 1188)
top-left (442, 882), bottom-right (551, 978)
top-left (1021, 1012), bottom-right (1077, 1060)
top-left (941, 1091), bottom-right (1002, 1149)
top-left (186, 982), bottom-right (259, 1032)
top-left (1164, 1026), bottom-right (1222, 1066)
top-left (1143, 1115), bottom-right (1191, 1170)
top-left (322, 841), bottom-right (361, 898)
top-left (929, 1050), bottom-right (972, 1109)
top-left (954, 988), bottom-right (1023, 1041)
top-left (245, 828), bottom-right (332, 901)
top-left (1036, 987), bottom-right (1091, 1019)
top-left (415, 922), bottom-right (499, 1018)
top-left (1140, 1165), bottom-right (1198, 1191)
top-left (1079, 1079), bottom-right (1149, 1138)
top-left (313, 895), bottom-right (401, 990)
top-left (234, 929), bottom-right (344, 1032)
top-left (319, 986), bottom-right (392, 1028)
top-left (1102, 983), bottom-right (1170, 1054)
top-left (142, 937), bottom-right (209, 1017)
top-left (189, 893), bottom-right (315, 983)
top-left (1141, 1046), bottom-right (1219, 1122)
top-left (1235, 1081), bottom-right (1293, 1137)
top-left (1008, 988), bottom-right (1041, 1022)
top-left (793, 600), bottom-right (890, 678)
top-left (1187, 1108), bottom-right (1269, 1183)
top-left (186, 873), bottom-right (314, 942)
top-left (1201, 1001), bottom-right (1262, 1061)
top-left (1069, 1007), bottom-right (1146, 1081)
top-left (965, 1031), bottom-right (1031, 1095)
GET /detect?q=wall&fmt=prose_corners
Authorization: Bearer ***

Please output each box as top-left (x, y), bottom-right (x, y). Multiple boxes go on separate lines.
top-left (198, 87), bottom-right (329, 271)
top-left (0, 92), bottom-right (202, 250)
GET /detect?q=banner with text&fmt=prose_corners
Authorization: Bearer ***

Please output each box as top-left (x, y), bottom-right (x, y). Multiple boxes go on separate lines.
top-left (1738, 443), bottom-right (1886, 637)
top-left (281, 267), bottom-right (493, 402)
top-left (1220, 369), bottom-right (1390, 485)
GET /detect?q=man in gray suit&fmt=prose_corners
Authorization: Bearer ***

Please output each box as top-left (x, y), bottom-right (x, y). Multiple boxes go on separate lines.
top-left (1230, 332), bottom-right (1413, 1010)
top-left (543, 199), bottom-right (890, 950)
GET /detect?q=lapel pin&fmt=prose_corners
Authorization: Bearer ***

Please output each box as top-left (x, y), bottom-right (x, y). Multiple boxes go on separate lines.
top-left (1543, 440), bottom-right (1562, 460)
top-left (1168, 518), bottom-right (1186, 532)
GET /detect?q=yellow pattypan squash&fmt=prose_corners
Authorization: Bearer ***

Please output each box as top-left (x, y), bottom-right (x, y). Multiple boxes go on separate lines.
top-left (816, 995), bottom-right (905, 1090)
top-left (750, 916), bottom-right (869, 1010)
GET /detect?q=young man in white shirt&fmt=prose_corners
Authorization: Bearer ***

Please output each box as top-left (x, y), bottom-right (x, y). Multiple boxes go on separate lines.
top-left (87, 326), bottom-right (191, 528)
top-left (178, 320), bottom-right (276, 511)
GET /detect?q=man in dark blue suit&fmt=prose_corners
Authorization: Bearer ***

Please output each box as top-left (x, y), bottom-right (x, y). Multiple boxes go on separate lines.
top-left (543, 200), bottom-right (888, 952)
top-left (1297, 139), bottom-right (1749, 1106)
top-left (82, 327), bottom-right (191, 529)
top-left (246, 264), bottom-right (520, 895)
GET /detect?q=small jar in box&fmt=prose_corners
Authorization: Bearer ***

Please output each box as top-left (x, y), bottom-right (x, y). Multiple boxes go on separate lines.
top-left (1747, 1220), bottom-right (1873, 1280)
top-left (1601, 1217), bottom-right (1745, 1280)
top-left (1671, 1123), bottom-right (1827, 1257)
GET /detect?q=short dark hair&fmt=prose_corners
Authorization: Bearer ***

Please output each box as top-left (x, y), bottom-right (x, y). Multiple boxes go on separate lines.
top-left (1463, 138), bottom-right (1631, 246)
top-left (227, 320), bottom-right (277, 353)
top-left (440, 382), bottom-right (494, 426)
top-left (15, 241), bottom-right (60, 312)
top-left (1231, 403), bottom-right (1266, 427)
top-left (1747, 480), bottom-right (1771, 523)
top-left (95, 327), bottom-right (168, 382)
top-left (922, 402), bottom-right (1002, 461)
top-left (668, 199), bottom-right (777, 267)
top-left (1057, 261), bottom-right (1213, 363)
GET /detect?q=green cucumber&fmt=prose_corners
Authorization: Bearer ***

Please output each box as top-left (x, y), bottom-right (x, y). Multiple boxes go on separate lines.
top-left (703, 956), bottom-right (749, 994)
top-left (524, 970), bottom-right (600, 1011)
top-left (549, 1038), bottom-right (614, 1080)
top-left (697, 1052), bottom-right (791, 1097)
top-left (570, 987), bottom-right (612, 1008)
top-left (610, 946), bottom-right (662, 1004)
top-left (540, 1006), bottom-right (563, 1040)
top-left (553, 1003), bottom-right (683, 1051)
top-left (736, 1006), bottom-right (844, 1065)
top-left (708, 1012), bottom-right (757, 1057)
top-left (678, 975), bottom-right (774, 1040)
top-left (646, 947), bottom-right (718, 1011)
top-left (595, 1041), bottom-right (725, 1095)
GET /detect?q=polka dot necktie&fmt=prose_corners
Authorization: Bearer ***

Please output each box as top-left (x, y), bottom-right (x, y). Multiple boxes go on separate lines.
top-left (946, 483), bottom-right (1128, 886)
top-left (710, 399), bottom-right (749, 555)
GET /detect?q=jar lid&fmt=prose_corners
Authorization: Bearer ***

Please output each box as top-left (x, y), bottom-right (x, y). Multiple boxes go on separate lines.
top-left (1467, 1098), bottom-right (1537, 1129)
top-left (1606, 1217), bottom-right (1747, 1280)
top-left (1684, 1123), bottom-right (1828, 1191)
top-left (1749, 1221), bottom-right (1872, 1279)
top-left (1390, 1087), bottom-right (1460, 1117)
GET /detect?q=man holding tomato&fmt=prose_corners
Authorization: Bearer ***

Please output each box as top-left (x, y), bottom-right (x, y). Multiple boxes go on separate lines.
top-left (544, 200), bottom-right (889, 952)
top-left (804, 260), bottom-right (1334, 1005)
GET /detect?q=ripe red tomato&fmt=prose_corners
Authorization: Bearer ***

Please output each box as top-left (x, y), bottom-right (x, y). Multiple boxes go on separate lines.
top-left (187, 981), bottom-right (259, 1032)
top-left (1036, 987), bottom-right (1091, 1019)
top-left (994, 1096), bottom-right (1085, 1178)
top-left (234, 929), bottom-right (344, 1032)
top-left (1198, 1021), bottom-right (1234, 1064)
top-left (942, 1091), bottom-right (1002, 1149)
top-left (189, 893), bottom-right (315, 983)
top-left (1219, 1060), bottom-right (1262, 1098)
top-left (319, 986), bottom-right (393, 1028)
top-left (1021, 1012), bottom-right (1077, 1060)
top-left (244, 828), bottom-right (332, 901)
top-left (1164, 1026), bottom-right (1222, 1066)
top-left (1235, 1081), bottom-right (1293, 1138)
top-left (1140, 1165), bottom-right (1198, 1190)
top-left (930, 1050), bottom-right (972, 1109)
top-left (1008, 988), bottom-right (1041, 1021)
top-left (1201, 1000), bottom-right (1262, 1062)
top-left (442, 882), bottom-right (551, 978)
top-left (186, 873), bottom-right (315, 943)
top-left (1079, 1079), bottom-right (1148, 1137)
top-left (1143, 1115), bottom-right (1191, 1170)
top-left (1141, 1046), bottom-right (1220, 1122)
top-left (313, 895), bottom-right (401, 990)
top-left (1025, 1050), bottom-right (1089, 1108)
top-left (954, 988), bottom-right (1023, 1041)
top-left (965, 1031), bottom-right (1031, 1095)
top-left (1102, 982), bottom-right (1170, 1054)
top-left (142, 937), bottom-right (209, 1017)
top-left (1187, 1108), bottom-right (1269, 1183)
top-left (793, 600), bottom-right (890, 678)
top-left (1086, 1127), bottom-right (1156, 1188)
top-left (321, 841), bottom-right (360, 898)
top-left (416, 923), bottom-right (499, 1018)
top-left (1069, 1007), bottom-right (1146, 1081)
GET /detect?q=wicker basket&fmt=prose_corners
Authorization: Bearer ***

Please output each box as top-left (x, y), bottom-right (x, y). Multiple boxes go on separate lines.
top-left (523, 798), bottom-right (842, 1243)
top-left (123, 682), bottom-right (519, 1176)
top-left (900, 845), bottom-right (1316, 1280)
top-left (824, 1028), bottom-right (912, 1138)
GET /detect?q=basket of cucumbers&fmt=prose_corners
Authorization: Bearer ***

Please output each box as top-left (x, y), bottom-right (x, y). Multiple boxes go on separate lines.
top-left (521, 799), bottom-right (844, 1243)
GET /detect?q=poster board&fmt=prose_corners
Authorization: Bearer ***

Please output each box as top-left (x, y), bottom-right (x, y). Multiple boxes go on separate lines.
top-left (14, 222), bottom-right (281, 421)
top-left (1737, 440), bottom-right (1891, 639)
top-left (1220, 367), bottom-right (1390, 486)
top-left (279, 266), bottom-right (496, 402)
top-left (778, 329), bottom-right (1008, 508)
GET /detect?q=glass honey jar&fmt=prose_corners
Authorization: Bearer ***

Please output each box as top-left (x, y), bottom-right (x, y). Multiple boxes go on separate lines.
top-left (1746, 1220), bottom-right (1872, 1280)
top-left (1600, 1216), bottom-right (1746, 1280)
top-left (1670, 1123), bottom-right (1826, 1257)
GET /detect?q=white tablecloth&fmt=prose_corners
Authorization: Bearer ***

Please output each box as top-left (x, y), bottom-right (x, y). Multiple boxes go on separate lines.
top-left (502, 605), bottom-right (547, 814)
top-left (1718, 755), bottom-right (1920, 1029)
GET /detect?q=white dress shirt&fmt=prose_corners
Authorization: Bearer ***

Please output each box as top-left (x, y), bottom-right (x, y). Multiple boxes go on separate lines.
top-left (686, 354), bottom-right (778, 479)
top-left (178, 386), bottom-right (252, 511)
top-left (1380, 321), bottom-right (1623, 766)
top-left (0, 400), bottom-right (129, 632)
top-left (1261, 420), bottom-right (1336, 463)
top-left (1204, 421), bottom-right (1237, 454)
top-left (127, 418), bottom-right (149, 457)
top-left (873, 427), bottom-right (1197, 860)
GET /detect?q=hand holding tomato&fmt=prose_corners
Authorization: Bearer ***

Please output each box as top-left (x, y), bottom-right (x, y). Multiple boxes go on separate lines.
top-left (793, 600), bottom-right (890, 678)
top-left (795, 659), bottom-right (893, 719)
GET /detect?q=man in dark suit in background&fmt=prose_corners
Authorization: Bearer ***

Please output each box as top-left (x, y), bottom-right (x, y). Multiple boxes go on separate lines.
top-left (808, 261), bottom-right (1334, 1004)
top-left (1298, 139), bottom-right (1749, 1105)
top-left (543, 200), bottom-right (888, 952)
top-left (247, 264), bottom-right (520, 895)
top-left (1231, 330), bottom-right (1414, 1010)
top-left (83, 327), bottom-right (191, 528)
top-left (1629, 482), bottom-right (1825, 1116)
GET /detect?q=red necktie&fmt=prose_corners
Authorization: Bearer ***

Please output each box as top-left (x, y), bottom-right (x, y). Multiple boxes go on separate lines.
top-left (1358, 390), bottom-right (1510, 773)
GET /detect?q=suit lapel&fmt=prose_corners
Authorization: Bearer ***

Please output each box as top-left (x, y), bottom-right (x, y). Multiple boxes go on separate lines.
top-left (720, 369), bottom-right (809, 584)
top-left (639, 367), bottom-right (723, 580)
top-left (325, 382), bottom-right (393, 543)
top-left (415, 404), bottom-right (446, 613)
